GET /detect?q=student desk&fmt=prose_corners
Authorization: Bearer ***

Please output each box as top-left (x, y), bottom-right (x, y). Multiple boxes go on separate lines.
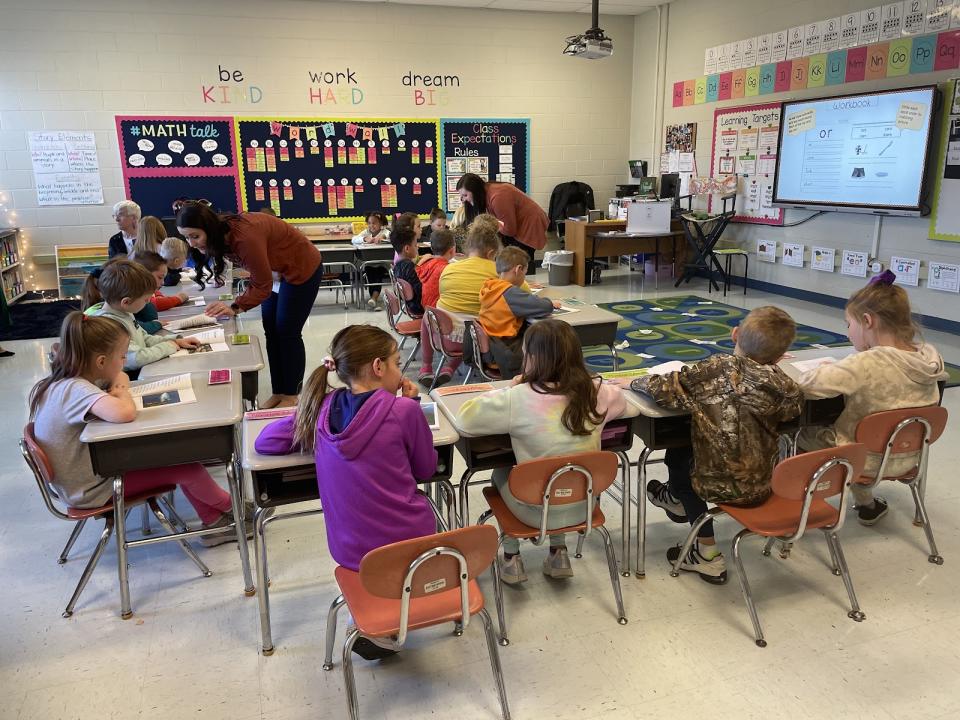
top-left (140, 333), bottom-right (264, 406)
top-left (624, 346), bottom-right (854, 578)
top-left (530, 304), bottom-right (623, 369)
top-left (430, 381), bottom-right (641, 576)
top-left (240, 409), bottom-right (460, 656)
top-left (79, 373), bottom-right (254, 619)
top-left (563, 219), bottom-right (685, 286)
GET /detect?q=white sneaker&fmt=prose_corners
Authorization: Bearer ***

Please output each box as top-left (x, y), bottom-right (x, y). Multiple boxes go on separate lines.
top-left (666, 541), bottom-right (727, 584)
top-left (499, 554), bottom-right (528, 585)
top-left (542, 547), bottom-right (574, 579)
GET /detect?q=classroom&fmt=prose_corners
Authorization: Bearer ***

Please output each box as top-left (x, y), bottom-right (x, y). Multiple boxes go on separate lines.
top-left (2, 0), bottom-right (960, 718)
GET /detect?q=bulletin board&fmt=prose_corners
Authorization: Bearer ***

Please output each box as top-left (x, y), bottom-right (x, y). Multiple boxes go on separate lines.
top-left (709, 101), bottom-right (784, 225)
top-left (115, 116), bottom-right (242, 216)
top-left (929, 79), bottom-right (960, 242)
top-left (440, 119), bottom-right (530, 212)
top-left (235, 117), bottom-right (441, 222)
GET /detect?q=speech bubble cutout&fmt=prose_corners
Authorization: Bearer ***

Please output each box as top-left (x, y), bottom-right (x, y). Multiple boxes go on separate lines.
top-left (167, 140), bottom-right (184, 154)
top-left (137, 139), bottom-right (154, 152)
top-left (211, 153), bottom-right (228, 166)
top-left (184, 153), bottom-right (201, 166)
top-left (202, 139), bottom-right (218, 152)
top-left (156, 153), bottom-right (173, 166)
top-left (129, 153), bottom-right (146, 167)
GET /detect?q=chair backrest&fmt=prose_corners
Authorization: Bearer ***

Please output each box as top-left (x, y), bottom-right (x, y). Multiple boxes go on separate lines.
top-left (384, 287), bottom-right (402, 323)
top-left (465, 322), bottom-right (500, 381)
top-left (396, 277), bottom-right (415, 302)
top-left (359, 525), bottom-right (498, 643)
top-left (21, 423), bottom-right (71, 521)
top-left (768, 443), bottom-right (867, 540)
top-left (856, 406), bottom-right (947, 483)
top-left (507, 451), bottom-right (618, 542)
top-left (424, 306), bottom-right (462, 355)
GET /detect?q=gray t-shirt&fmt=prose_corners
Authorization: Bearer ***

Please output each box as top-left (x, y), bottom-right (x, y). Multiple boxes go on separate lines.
top-left (33, 378), bottom-right (112, 508)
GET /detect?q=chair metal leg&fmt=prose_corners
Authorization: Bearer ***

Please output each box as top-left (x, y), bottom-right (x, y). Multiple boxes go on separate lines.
top-left (158, 496), bottom-right (190, 533)
top-left (822, 531), bottom-right (841, 575)
top-left (731, 529), bottom-right (766, 647)
top-left (910, 483), bottom-right (943, 565)
top-left (401, 338), bottom-right (421, 373)
top-left (669, 509), bottom-right (720, 577)
top-left (634, 446), bottom-right (653, 578)
top-left (140, 502), bottom-right (151, 535)
top-left (63, 517), bottom-right (113, 618)
top-left (826, 531), bottom-right (866, 621)
top-left (743, 254), bottom-right (748, 295)
top-left (574, 533), bottom-right (585, 558)
top-left (322, 594), bottom-right (347, 670)
top-left (463, 366), bottom-right (474, 384)
top-left (114, 477), bottom-right (132, 619)
top-left (149, 500), bottom-right (212, 577)
top-left (761, 537), bottom-right (776, 557)
top-left (489, 536), bottom-right (509, 646)
top-left (255, 506), bottom-right (277, 655)
top-left (595, 525), bottom-right (627, 625)
top-left (342, 627), bottom-right (361, 720)
top-left (227, 455), bottom-right (256, 595)
top-left (479, 608), bottom-right (512, 720)
top-left (58, 519), bottom-right (87, 564)
top-left (458, 469), bottom-right (475, 530)
top-left (615, 450), bottom-right (631, 576)
top-left (429, 352), bottom-right (448, 392)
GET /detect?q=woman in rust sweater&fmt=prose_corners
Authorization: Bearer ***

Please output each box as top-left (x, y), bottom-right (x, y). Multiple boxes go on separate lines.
top-left (176, 203), bottom-right (322, 409)
top-left (456, 172), bottom-right (548, 273)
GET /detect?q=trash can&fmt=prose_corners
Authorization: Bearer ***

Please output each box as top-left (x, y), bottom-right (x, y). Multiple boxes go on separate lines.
top-left (543, 250), bottom-right (574, 286)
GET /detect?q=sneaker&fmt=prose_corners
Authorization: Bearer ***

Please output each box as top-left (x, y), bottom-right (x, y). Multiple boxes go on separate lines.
top-left (646, 480), bottom-right (687, 523)
top-left (347, 625), bottom-right (399, 660)
top-left (542, 547), bottom-right (574, 579)
top-left (856, 497), bottom-right (889, 526)
top-left (666, 542), bottom-right (727, 584)
top-left (366, 297), bottom-right (378, 311)
top-left (499, 554), bottom-right (528, 585)
top-left (434, 367), bottom-right (453, 387)
top-left (200, 511), bottom-right (255, 548)
top-left (417, 368), bottom-right (435, 387)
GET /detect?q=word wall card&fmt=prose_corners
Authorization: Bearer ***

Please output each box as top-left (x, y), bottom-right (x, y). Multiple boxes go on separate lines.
top-left (710, 101), bottom-right (784, 225)
top-left (236, 117), bottom-right (441, 221)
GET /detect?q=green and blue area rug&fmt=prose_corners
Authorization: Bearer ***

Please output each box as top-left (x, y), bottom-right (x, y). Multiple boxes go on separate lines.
top-left (581, 295), bottom-right (959, 388)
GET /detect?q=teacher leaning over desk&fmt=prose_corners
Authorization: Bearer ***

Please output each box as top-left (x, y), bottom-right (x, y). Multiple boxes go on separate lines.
top-left (176, 203), bottom-right (322, 410)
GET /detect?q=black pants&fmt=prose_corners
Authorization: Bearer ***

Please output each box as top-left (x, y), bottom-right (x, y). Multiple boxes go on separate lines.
top-left (363, 266), bottom-right (388, 298)
top-left (500, 235), bottom-right (536, 275)
top-left (664, 446), bottom-right (714, 539)
top-left (260, 264), bottom-right (323, 395)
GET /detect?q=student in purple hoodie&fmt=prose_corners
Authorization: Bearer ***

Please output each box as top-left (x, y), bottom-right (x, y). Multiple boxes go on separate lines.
top-left (255, 324), bottom-right (437, 659)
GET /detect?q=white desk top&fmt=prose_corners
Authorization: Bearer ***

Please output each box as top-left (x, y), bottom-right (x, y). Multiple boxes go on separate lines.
top-left (241, 401), bottom-right (460, 472)
top-left (80, 372), bottom-right (244, 443)
top-left (530, 303), bottom-right (621, 328)
top-left (779, 346), bottom-right (854, 383)
top-left (594, 230), bottom-right (676, 238)
top-left (140, 333), bottom-right (265, 378)
top-left (430, 379), bottom-right (640, 437)
top-left (160, 280), bottom-right (234, 303)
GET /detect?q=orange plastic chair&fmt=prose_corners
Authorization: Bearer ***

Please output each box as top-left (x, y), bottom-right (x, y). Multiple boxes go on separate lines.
top-left (464, 321), bottom-right (503, 384)
top-left (670, 444), bottom-right (868, 647)
top-left (854, 406), bottom-right (948, 565)
top-left (322, 525), bottom-right (510, 720)
top-left (423, 306), bottom-right (466, 390)
top-left (20, 423), bottom-right (211, 618)
top-left (384, 287), bottom-right (422, 372)
top-left (478, 451), bottom-right (626, 645)
top-left (394, 277), bottom-right (423, 320)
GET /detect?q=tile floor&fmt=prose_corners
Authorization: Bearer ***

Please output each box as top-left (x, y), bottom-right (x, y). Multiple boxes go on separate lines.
top-left (2, 267), bottom-right (960, 720)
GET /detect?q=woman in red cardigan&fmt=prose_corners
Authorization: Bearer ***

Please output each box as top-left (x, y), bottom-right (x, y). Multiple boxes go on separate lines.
top-left (176, 203), bottom-right (323, 409)
top-left (456, 173), bottom-right (548, 272)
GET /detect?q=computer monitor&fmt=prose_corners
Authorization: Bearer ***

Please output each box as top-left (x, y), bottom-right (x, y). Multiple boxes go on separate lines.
top-left (659, 173), bottom-right (680, 201)
top-left (628, 160), bottom-right (648, 179)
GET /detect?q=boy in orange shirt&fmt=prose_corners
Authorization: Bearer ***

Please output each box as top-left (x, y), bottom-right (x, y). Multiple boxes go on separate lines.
top-left (478, 246), bottom-right (558, 378)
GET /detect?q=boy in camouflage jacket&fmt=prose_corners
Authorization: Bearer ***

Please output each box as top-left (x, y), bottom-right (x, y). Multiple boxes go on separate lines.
top-left (630, 306), bottom-right (804, 584)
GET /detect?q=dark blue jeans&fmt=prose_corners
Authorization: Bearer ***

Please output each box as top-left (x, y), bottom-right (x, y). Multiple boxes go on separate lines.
top-left (260, 265), bottom-right (323, 395)
top-left (665, 446), bottom-right (713, 539)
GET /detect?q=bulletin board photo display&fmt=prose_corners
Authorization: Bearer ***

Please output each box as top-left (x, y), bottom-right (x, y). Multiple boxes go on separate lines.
top-left (440, 119), bottom-right (530, 212)
top-left (235, 117), bottom-right (441, 222)
top-left (710, 101), bottom-right (784, 225)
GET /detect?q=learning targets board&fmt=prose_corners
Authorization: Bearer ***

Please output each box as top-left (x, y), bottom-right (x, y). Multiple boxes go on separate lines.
top-left (710, 101), bottom-right (785, 225)
top-left (235, 117), bottom-right (441, 221)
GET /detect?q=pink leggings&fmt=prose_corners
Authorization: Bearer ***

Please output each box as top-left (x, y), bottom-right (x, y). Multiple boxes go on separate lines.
top-left (124, 463), bottom-right (231, 525)
top-left (419, 321), bottom-right (463, 374)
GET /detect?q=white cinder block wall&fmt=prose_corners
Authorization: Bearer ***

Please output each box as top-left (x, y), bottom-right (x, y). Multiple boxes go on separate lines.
top-left (0, 0), bottom-right (637, 290)
top-left (632, 0), bottom-right (960, 325)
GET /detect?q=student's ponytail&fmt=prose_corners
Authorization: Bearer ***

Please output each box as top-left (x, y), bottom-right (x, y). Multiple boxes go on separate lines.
top-left (81, 267), bottom-right (105, 310)
top-left (292, 325), bottom-right (398, 451)
top-left (29, 312), bottom-right (129, 419)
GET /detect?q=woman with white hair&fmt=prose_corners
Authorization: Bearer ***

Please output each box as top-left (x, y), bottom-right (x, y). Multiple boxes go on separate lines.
top-left (107, 200), bottom-right (141, 258)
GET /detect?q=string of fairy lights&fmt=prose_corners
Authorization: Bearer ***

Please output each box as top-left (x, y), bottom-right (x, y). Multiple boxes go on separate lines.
top-left (0, 190), bottom-right (36, 299)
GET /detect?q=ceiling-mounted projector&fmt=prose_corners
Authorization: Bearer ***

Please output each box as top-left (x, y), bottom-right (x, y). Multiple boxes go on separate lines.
top-left (563, 0), bottom-right (612, 59)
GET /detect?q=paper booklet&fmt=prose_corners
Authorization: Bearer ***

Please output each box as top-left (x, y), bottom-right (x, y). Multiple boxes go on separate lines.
top-left (171, 328), bottom-right (230, 356)
top-left (600, 360), bottom-right (687, 383)
top-left (552, 306), bottom-right (581, 315)
top-left (130, 373), bottom-right (197, 410)
top-left (165, 314), bottom-right (221, 332)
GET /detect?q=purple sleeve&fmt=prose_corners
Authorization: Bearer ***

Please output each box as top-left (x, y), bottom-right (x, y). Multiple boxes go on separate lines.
top-left (401, 400), bottom-right (438, 480)
top-left (254, 415), bottom-right (299, 455)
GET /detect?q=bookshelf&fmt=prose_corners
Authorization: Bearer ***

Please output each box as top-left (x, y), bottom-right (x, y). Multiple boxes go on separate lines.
top-left (1, 228), bottom-right (25, 304)
top-left (55, 244), bottom-right (109, 299)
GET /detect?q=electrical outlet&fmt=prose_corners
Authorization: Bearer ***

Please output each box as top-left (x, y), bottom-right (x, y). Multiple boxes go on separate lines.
top-left (870, 261), bottom-right (883, 273)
